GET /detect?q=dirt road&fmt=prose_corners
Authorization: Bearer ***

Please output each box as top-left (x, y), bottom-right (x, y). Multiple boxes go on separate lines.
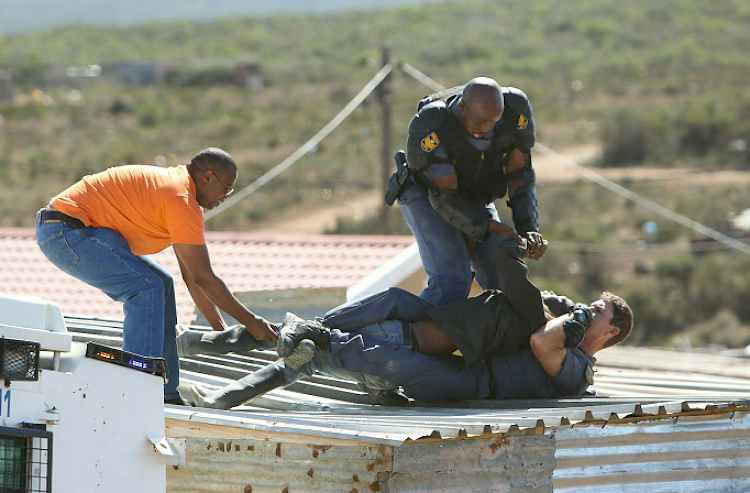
top-left (251, 144), bottom-right (750, 235)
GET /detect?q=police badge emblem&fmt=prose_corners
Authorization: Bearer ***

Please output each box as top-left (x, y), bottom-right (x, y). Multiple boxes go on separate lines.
top-left (518, 114), bottom-right (529, 130)
top-left (585, 364), bottom-right (595, 385)
top-left (420, 132), bottom-right (440, 152)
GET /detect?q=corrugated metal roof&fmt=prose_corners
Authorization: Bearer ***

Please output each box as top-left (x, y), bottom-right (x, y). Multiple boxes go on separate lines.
top-left (63, 315), bottom-right (750, 445)
top-left (61, 314), bottom-right (750, 492)
top-left (553, 411), bottom-right (750, 492)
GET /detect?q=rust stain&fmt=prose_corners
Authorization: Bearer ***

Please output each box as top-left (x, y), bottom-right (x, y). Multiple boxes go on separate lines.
top-left (247, 445), bottom-right (255, 452)
top-left (365, 463), bottom-right (375, 472)
top-left (276, 443), bottom-right (282, 458)
top-left (307, 469), bottom-right (314, 478)
top-left (352, 474), bottom-right (360, 482)
top-left (489, 437), bottom-right (510, 452)
top-left (227, 440), bottom-right (233, 452)
top-left (367, 482), bottom-right (381, 492)
top-left (235, 444), bottom-right (241, 452)
top-left (206, 443), bottom-right (212, 451)
top-left (349, 489), bottom-right (359, 493)
top-left (172, 466), bottom-right (179, 471)
top-left (244, 486), bottom-right (252, 493)
top-left (311, 445), bottom-right (332, 459)
top-left (282, 488), bottom-right (289, 493)
top-left (218, 442), bottom-right (225, 452)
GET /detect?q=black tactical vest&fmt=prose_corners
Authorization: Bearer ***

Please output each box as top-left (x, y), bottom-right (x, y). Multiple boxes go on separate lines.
top-left (420, 86), bottom-right (523, 203)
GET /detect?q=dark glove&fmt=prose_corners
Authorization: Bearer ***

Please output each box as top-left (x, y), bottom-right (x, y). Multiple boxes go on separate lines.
top-left (541, 290), bottom-right (575, 317)
top-left (563, 304), bottom-right (594, 348)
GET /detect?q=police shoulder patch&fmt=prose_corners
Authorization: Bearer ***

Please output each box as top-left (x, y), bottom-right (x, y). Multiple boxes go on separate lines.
top-left (517, 114), bottom-right (529, 130)
top-left (585, 364), bottom-right (595, 385)
top-left (420, 132), bottom-right (440, 153)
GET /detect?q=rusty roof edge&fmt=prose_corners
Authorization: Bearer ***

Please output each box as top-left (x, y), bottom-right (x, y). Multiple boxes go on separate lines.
top-left (165, 400), bottom-right (750, 446)
top-left (166, 407), bottom-right (411, 446)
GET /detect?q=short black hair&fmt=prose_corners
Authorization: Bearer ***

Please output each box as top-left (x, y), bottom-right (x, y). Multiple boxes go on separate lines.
top-left (189, 147), bottom-right (237, 176)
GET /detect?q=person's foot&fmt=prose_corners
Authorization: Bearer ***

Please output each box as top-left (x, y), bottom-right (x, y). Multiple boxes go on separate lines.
top-left (189, 384), bottom-right (218, 408)
top-left (175, 324), bottom-right (203, 357)
top-left (283, 339), bottom-right (316, 370)
top-left (276, 312), bottom-right (331, 358)
top-left (356, 384), bottom-right (411, 407)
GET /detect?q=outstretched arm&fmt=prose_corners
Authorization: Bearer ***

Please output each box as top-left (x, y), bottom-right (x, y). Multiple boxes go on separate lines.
top-left (176, 252), bottom-right (227, 331)
top-left (173, 243), bottom-right (277, 341)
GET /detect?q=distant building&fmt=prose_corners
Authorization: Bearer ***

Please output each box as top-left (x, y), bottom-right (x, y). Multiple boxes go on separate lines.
top-left (101, 62), bottom-right (166, 86)
top-left (235, 61), bottom-right (263, 89)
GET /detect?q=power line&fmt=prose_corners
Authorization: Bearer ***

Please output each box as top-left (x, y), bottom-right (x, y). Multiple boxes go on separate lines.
top-left (534, 145), bottom-right (750, 256)
top-left (204, 63), bottom-right (394, 221)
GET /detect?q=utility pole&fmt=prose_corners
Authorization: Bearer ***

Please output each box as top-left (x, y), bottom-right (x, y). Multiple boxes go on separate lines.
top-left (379, 44), bottom-right (393, 234)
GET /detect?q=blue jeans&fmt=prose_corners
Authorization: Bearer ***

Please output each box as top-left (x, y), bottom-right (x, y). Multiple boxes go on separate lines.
top-left (272, 287), bottom-right (432, 390)
top-left (327, 320), bottom-right (491, 403)
top-left (322, 287), bottom-right (436, 331)
top-left (274, 342), bottom-right (396, 392)
top-left (398, 183), bottom-right (518, 305)
top-left (35, 211), bottom-right (180, 400)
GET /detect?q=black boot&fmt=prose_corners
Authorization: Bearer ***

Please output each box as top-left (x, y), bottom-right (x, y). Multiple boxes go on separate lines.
top-left (189, 364), bottom-right (287, 409)
top-left (277, 312), bottom-right (331, 358)
top-left (177, 324), bottom-right (261, 357)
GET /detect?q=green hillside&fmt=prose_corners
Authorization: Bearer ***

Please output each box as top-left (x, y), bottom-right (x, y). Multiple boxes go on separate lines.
top-left (1, 0), bottom-right (750, 347)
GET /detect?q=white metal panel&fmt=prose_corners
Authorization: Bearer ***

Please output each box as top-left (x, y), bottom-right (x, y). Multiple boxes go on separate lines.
top-left (347, 242), bottom-right (420, 300)
top-left (10, 355), bottom-right (168, 493)
top-left (0, 293), bottom-right (68, 333)
top-left (0, 324), bottom-right (72, 352)
top-left (552, 411), bottom-right (750, 492)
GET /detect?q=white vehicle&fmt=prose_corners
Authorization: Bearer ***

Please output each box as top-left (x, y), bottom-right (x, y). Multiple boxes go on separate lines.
top-left (0, 294), bottom-right (182, 493)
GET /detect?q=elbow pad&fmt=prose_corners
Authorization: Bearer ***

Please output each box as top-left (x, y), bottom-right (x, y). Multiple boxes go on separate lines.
top-left (507, 164), bottom-right (539, 235)
top-left (428, 188), bottom-right (490, 240)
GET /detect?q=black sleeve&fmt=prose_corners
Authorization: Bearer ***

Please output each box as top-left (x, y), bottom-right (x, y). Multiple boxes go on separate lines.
top-left (405, 102), bottom-right (448, 171)
top-left (504, 87), bottom-right (536, 152)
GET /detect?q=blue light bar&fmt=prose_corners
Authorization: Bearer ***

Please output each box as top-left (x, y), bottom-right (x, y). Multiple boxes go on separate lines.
top-left (85, 343), bottom-right (167, 377)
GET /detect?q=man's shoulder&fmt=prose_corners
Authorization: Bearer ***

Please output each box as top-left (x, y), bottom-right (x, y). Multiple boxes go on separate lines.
top-left (502, 87), bottom-right (532, 115)
top-left (411, 100), bottom-right (450, 131)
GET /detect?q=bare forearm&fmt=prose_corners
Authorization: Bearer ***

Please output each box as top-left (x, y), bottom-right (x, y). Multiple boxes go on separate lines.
top-left (185, 280), bottom-right (227, 331)
top-left (194, 276), bottom-right (263, 328)
top-left (173, 243), bottom-right (277, 341)
top-left (177, 250), bottom-right (227, 331)
top-left (529, 316), bottom-right (568, 377)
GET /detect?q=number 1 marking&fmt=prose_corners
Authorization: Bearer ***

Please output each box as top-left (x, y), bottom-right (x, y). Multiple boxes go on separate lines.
top-left (1, 389), bottom-right (10, 417)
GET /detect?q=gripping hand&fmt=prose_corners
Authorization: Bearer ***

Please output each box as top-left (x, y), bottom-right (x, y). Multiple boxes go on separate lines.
top-left (563, 304), bottom-right (594, 348)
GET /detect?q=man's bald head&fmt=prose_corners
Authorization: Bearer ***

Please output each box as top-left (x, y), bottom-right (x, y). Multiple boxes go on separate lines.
top-left (462, 77), bottom-right (504, 109)
top-left (458, 77), bottom-right (504, 138)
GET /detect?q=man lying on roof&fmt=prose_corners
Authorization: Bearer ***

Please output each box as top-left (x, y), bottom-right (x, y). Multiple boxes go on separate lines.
top-left (179, 242), bottom-right (633, 407)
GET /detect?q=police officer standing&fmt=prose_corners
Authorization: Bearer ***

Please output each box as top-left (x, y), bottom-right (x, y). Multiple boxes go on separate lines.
top-left (394, 77), bottom-right (547, 305)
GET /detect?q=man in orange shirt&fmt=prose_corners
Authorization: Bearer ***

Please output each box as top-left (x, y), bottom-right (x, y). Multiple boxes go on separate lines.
top-left (35, 147), bottom-right (277, 404)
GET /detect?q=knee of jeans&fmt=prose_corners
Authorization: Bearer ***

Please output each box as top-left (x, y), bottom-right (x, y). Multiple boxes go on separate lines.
top-left (130, 271), bottom-right (167, 300)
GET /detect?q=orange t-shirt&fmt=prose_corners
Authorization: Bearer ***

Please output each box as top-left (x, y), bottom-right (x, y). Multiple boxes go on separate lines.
top-left (50, 165), bottom-right (205, 255)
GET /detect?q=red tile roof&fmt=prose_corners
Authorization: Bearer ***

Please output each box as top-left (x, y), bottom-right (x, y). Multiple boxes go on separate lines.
top-left (0, 228), bottom-right (415, 324)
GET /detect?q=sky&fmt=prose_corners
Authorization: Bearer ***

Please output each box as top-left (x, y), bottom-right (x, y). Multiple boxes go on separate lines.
top-left (0, 0), bottom-right (467, 35)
